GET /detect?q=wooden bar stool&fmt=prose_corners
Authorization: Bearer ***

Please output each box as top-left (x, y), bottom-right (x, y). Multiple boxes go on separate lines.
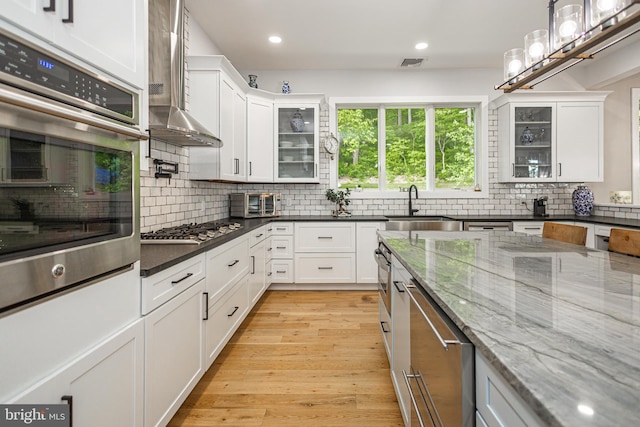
top-left (608, 228), bottom-right (640, 257)
top-left (541, 222), bottom-right (587, 246)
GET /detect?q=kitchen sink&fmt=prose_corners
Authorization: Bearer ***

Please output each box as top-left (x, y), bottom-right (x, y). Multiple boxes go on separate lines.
top-left (385, 219), bottom-right (463, 231)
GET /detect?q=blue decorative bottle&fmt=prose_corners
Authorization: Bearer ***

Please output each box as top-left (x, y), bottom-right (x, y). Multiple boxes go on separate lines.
top-left (572, 185), bottom-right (594, 216)
top-left (282, 81), bottom-right (291, 94)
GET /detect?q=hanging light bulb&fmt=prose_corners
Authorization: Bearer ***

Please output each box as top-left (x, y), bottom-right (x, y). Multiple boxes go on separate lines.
top-left (591, 0), bottom-right (627, 29)
top-left (525, 29), bottom-right (549, 70)
top-left (554, 4), bottom-right (584, 52)
top-left (504, 48), bottom-right (525, 84)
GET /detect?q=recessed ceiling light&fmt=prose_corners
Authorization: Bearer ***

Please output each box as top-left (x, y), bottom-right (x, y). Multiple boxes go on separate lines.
top-left (269, 36), bottom-right (282, 44)
top-left (415, 42), bottom-right (428, 50)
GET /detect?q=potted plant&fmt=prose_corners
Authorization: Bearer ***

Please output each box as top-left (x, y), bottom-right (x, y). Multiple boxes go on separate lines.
top-left (325, 188), bottom-right (351, 217)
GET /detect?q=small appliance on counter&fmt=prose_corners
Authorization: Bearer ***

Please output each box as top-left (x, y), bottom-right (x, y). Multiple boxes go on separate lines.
top-left (229, 193), bottom-right (282, 218)
top-left (533, 196), bottom-right (548, 217)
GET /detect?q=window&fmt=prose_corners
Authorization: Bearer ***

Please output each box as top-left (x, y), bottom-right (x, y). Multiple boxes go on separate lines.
top-left (335, 102), bottom-right (483, 196)
top-left (633, 88), bottom-right (640, 204)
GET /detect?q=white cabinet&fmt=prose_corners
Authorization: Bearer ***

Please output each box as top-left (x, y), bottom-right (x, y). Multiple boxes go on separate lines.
top-left (270, 222), bottom-right (295, 283)
top-left (188, 56), bottom-right (247, 182)
top-left (495, 93), bottom-right (607, 183)
top-left (512, 221), bottom-right (545, 236)
top-left (356, 222), bottom-right (383, 283)
top-left (294, 222), bottom-right (356, 283)
top-left (144, 280), bottom-right (205, 427)
top-left (249, 225), bottom-right (268, 305)
top-left (274, 97), bottom-right (322, 183)
top-left (247, 93), bottom-right (274, 182)
top-left (476, 352), bottom-right (545, 427)
top-left (390, 258), bottom-right (411, 426)
top-left (1, 0), bottom-right (146, 88)
top-left (10, 319), bottom-right (145, 427)
top-left (205, 233), bottom-right (250, 302)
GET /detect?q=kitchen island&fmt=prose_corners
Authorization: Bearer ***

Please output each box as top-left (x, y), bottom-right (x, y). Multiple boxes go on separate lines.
top-left (378, 230), bottom-right (640, 427)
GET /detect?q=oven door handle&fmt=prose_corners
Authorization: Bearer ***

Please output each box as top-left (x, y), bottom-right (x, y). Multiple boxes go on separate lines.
top-left (402, 281), bottom-right (460, 351)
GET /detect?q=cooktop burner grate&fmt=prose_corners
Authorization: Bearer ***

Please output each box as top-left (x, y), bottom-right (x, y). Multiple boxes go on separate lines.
top-left (141, 221), bottom-right (242, 244)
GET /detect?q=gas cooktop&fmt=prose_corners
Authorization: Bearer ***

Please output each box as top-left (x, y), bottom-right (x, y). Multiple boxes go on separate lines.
top-left (140, 221), bottom-right (242, 244)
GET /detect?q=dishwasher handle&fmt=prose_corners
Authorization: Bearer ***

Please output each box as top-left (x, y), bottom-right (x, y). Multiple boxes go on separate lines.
top-left (402, 280), bottom-right (460, 351)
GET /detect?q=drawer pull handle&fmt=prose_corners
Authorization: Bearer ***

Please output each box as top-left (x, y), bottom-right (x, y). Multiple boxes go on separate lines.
top-left (228, 259), bottom-right (240, 267)
top-left (203, 292), bottom-right (209, 320)
top-left (267, 272), bottom-right (273, 276)
top-left (171, 272), bottom-right (193, 284)
top-left (267, 247), bottom-right (273, 251)
top-left (228, 306), bottom-right (239, 317)
top-left (276, 246), bottom-right (287, 249)
top-left (393, 280), bottom-right (405, 293)
top-left (318, 236), bottom-right (333, 239)
top-left (276, 227), bottom-right (287, 231)
top-left (62, 0), bottom-right (73, 23)
top-left (255, 233), bottom-right (264, 238)
top-left (61, 395), bottom-right (73, 427)
top-left (380, 321), bottom-right (390, 333)
top-left (318, 266), bottom-right (333, 270)
top-left (276, 270), bottom-right (286, 274)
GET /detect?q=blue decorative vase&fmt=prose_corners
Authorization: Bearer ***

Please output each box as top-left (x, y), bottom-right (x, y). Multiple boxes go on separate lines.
top-left (282, 81), bottom-right (291, 94)
top-left (290, 110), bottom-right (305, 132)
top-left (572, 185), bottom-right (594, 216)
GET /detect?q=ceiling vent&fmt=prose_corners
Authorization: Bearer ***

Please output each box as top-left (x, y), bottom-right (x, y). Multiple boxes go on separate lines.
top-left (400, 58), bottom-right (425, 68)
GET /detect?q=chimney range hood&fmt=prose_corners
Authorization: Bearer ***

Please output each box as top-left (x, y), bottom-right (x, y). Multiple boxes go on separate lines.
top-left (148, 0), bottom-right (222, 147)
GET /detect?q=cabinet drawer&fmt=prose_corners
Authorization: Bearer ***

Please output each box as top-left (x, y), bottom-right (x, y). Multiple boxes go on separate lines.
top-left (512, 221), bottom-right (544, 236)
top-left (295, 223), bottom-right (356, 252)
top-left (476, 352), bottom-right (544, 427)
top-left (265, 237), bottom-right (273, 262)
top-left (266, 260), bottom-right (273, 287)
top-left (271, 222), bottom-right (293, 235)
top-left (206, 235), bottom-right (250, 301)
top-left (141, 254), bottom-right (205, 315)
top-left (272, 235), bottom-right (294, 258)
top-left (294, 254), bottom-right (356, 283)
top-left (271, 260), bottom-right (294, 283)
top-left (249, 225), bottom-right (267, 246)
top-left (204, 276), bottom-right (249, 367)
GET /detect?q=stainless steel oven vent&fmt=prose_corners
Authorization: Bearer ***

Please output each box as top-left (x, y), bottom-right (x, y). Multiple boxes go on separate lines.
top-left (148, 0), bottom-right (222, 147)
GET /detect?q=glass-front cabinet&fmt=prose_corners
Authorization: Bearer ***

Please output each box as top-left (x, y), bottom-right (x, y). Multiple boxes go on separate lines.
top-left (275, 103), bottom-right (319, 183)
top-left (512, 105), bottom-right (554, 180)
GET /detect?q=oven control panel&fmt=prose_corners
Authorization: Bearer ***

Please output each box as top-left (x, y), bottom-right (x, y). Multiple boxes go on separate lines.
top-left (0, 31), bottom-right (137, 124)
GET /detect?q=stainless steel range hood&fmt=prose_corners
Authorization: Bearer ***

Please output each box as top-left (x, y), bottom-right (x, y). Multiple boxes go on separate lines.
top-left (148, 0), bottom-right (222, 147)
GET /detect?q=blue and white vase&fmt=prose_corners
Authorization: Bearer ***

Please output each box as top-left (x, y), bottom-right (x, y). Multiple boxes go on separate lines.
top-left (290, 110), bottom-right (305, 132)
top-left (248, 74), bottom-right (258, 88)
top-left (282, 81), bottom-right (291, 94)
top-left (572, 185), bottom-right (594, 216)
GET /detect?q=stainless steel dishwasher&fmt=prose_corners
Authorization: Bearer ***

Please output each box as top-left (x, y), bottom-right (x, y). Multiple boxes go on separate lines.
top-left (402, 279), bottom-right (474, 427)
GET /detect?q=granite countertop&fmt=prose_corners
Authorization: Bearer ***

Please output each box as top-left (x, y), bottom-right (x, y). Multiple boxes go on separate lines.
top-left (378, 230), bottom-right (640, 427)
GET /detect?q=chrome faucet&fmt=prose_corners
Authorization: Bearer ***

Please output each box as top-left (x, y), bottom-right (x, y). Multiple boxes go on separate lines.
top-left (408, 184), bottom-right (419, 216)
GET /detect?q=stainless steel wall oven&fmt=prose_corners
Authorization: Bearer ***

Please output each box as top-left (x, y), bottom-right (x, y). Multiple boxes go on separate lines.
top-left (0, 28), bottom-right (142, 315)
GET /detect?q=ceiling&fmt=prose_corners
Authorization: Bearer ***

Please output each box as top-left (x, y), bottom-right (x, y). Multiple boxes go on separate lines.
top-left (185, 0), bottom-right (553, 72)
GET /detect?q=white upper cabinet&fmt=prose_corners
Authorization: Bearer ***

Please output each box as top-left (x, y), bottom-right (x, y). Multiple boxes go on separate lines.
top-left (188, 56), bottom-right (248, 182)
top-left (246, 93), bottom-right (274, 182)
top-left (274, 96), bottom-right (322, 183)
top-left (495, 92), bottom-right (608, 183)
top-left (1, 0), bottom-right (146, 88)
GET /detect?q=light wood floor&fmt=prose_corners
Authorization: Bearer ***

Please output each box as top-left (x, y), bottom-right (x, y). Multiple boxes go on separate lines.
top-left (168, 290), bottom-right (404, 426)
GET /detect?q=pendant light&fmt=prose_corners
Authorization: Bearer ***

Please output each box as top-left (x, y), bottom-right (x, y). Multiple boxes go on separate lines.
top-left (554, 4), bottom-right (584, 51)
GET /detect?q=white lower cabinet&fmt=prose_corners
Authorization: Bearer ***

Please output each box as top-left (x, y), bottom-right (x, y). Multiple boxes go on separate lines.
top-left (356, 222), bottom-right (383, 283)
top-left (249, 227), bottom-right (268, 305)
top-left (476, 352), bottom-right (544, 427)
top-left (204, 275), bottom-right (250, 368)
top-left (10, 319), bottom-right (145, 427)
top-left (270, 222), bottom-right (294, 283)
top-left (512, 221), bottom-right (544, 236)
top-left (144, 281), bottom-right (205, 427)
top-left (391, 258), bottom-right (411, 426)
top-left (294, 253), bottom-right (356, 283)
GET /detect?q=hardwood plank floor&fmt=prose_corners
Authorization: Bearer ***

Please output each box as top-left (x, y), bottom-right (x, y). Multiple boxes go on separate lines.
top-left (168, 290), bottom-right (404, 427)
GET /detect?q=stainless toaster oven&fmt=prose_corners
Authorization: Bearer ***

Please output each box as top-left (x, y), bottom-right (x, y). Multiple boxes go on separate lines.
top-left (229, 193), bottom-right (282, 218)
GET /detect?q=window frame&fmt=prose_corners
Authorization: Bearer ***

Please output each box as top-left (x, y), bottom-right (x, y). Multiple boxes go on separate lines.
top-left (328, 96), bottom-right (489, 199)
top-left (632, 88), bottom-right (640, 204)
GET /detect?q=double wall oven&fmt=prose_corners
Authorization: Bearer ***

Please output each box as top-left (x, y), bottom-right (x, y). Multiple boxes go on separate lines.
top-left (0, 28), bottom-right (142, 315)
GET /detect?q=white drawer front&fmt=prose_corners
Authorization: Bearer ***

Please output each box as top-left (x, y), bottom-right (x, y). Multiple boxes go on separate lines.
top-left (206, 235), bottom-right (250, 301)
top-left (294, 254), bottom-right (356, 283)
top-left (204, 276), bottom-right (249, 367)
top-left (272, 236), bottom-right (294, 258)
top-left (270, 222), bottom-right (293, 235)
top-left (271, 260), bottom-right (294, 283)
top-left (249, 225), bottom-right (267, 247)
top-left (266, 260), bottom-right (273, 287)
top-left (265, 237), bottom-right (273, 262)
top-left (295, 223), bottom-right (356, 252)
top-left (141, 254), bottom-right (205, 315)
